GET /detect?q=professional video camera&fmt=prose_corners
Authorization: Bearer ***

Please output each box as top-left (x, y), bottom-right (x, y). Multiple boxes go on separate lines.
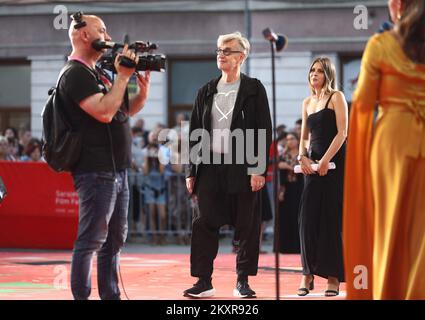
top-left (92, 36), bottom-right (166, 73)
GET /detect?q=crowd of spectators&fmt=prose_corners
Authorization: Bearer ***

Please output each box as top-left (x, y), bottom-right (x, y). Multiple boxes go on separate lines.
top-left (0, 126), bottom-right (42, 163)
top-left (1, 116), bottom-right (303, 249)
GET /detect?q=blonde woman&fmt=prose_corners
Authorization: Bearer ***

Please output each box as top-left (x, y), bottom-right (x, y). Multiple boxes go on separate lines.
top-left (297, 57), bottom-right (348, 297)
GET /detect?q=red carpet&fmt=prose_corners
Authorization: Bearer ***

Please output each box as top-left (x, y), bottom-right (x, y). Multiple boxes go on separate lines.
top-left (0, 251), bottom-right (345, 300)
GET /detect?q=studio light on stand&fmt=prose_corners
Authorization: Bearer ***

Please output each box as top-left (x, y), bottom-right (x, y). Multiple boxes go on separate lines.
top-left (262, 27), bottom-right (287, 301)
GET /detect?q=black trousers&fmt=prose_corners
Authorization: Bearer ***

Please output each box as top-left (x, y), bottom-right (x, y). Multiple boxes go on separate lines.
top-left (190, 164), bottom-right (261, 279)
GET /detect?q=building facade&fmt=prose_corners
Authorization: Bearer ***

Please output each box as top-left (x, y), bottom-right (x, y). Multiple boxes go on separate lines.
top-left (0, 0), bottom-right (388, 137)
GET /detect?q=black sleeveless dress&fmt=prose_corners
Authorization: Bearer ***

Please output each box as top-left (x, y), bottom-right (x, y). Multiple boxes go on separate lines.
top-left (299, 93), bottom-right (345, 282)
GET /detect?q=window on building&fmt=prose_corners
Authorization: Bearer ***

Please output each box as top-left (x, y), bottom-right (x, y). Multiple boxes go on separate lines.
top-left (168, 58), bottom-right (220, 127)
top-left (340, 55), bottom-right (362, 106)
top-left (0, 60), bottom-right (31, 134)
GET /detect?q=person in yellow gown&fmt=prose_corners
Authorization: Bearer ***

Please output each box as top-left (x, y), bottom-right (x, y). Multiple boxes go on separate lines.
top-left (344, 0), bottom-right (425, 299)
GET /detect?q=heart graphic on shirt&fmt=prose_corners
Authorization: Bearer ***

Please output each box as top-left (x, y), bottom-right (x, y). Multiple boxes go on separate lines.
top-left (214, 90), bottom-right (237, 122)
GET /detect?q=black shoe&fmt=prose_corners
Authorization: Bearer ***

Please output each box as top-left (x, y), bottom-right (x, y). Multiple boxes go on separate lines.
top-left (297, 275), bottom-right (314, 296)
top-left (233, 279), bottom-right (256, 298)
top-left (325, 283), bottom-right (340, 297)
top-left (324, 288), bottom-right (339, 297)
top-left (183, 278), bottom-right (215, 298)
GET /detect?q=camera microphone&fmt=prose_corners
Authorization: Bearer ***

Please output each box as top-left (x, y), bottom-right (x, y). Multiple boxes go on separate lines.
top-left (92, 39), bottom-right (159, 52)
top-left (92, 39), bottom-right (122, 51)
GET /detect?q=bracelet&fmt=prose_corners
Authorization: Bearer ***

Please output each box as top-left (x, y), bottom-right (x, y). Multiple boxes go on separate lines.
top-left (296, 154), bottom-right (306, 162)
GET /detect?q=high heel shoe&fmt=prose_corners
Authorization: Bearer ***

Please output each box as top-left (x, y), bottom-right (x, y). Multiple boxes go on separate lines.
top-left (324, 281), bottom-right (340, 297)
top-left (324, 287), bottom-right (339, 297)
top-left (297, 275), bottom-right (314, 296)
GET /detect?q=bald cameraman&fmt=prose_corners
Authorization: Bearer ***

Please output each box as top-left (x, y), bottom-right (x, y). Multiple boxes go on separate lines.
top-left (59, 13), bottom-right (150, 300)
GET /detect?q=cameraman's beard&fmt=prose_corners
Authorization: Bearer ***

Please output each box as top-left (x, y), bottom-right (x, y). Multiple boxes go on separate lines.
top-left (89, 40), bottom-right (107, 63)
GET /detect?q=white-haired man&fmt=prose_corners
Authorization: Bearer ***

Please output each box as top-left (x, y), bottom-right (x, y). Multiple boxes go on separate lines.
top-left (184, 32), bottom-right (272, 298)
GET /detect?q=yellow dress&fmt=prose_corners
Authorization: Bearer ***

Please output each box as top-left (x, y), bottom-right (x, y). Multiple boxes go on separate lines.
top-left (344, 31), bottom-right (425, 299)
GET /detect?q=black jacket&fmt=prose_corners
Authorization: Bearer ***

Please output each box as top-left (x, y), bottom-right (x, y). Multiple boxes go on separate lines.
top-left (186, 73), bottom-right (272, 193)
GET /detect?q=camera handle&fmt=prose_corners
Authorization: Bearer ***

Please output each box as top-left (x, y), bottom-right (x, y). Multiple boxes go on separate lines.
top-left (116, 53), bottom-right (131, 113)
top-left (118, 56), bottom-right (136, 68)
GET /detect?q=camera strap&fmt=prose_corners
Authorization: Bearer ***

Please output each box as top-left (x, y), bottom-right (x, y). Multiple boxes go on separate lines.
top-left (76, 61), bottom-right (119, 180)
top-left (124, 88), bottom-right (130, 113)
top-left (91, 67), bottom-right (119, 181)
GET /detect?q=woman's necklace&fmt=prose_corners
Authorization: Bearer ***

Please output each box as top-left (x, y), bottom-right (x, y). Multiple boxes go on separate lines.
top-left (312, 92), bottom-right (329, 107)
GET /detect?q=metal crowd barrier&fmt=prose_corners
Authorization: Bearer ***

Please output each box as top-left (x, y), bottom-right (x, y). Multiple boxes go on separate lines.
top-left (127, 171), bottom-right (274, 244)
top-left (127, 171), bottom-right (235, 244)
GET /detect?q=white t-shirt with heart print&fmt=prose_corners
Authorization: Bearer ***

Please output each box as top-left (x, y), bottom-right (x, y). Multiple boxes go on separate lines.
top-left (211, 77), bottom-right (241, 154)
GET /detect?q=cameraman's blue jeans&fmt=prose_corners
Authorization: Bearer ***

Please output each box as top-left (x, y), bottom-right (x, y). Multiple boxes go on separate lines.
top-left (71, 170), bottom-right (129, 300)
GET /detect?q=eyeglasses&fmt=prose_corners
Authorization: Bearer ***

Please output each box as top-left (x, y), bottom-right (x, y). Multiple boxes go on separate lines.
top-left (215, 49), bottom-right (243, 56)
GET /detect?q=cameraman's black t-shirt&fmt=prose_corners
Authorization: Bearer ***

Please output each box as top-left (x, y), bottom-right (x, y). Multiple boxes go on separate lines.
top-left (58, 59), bottom-right (131, 173)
